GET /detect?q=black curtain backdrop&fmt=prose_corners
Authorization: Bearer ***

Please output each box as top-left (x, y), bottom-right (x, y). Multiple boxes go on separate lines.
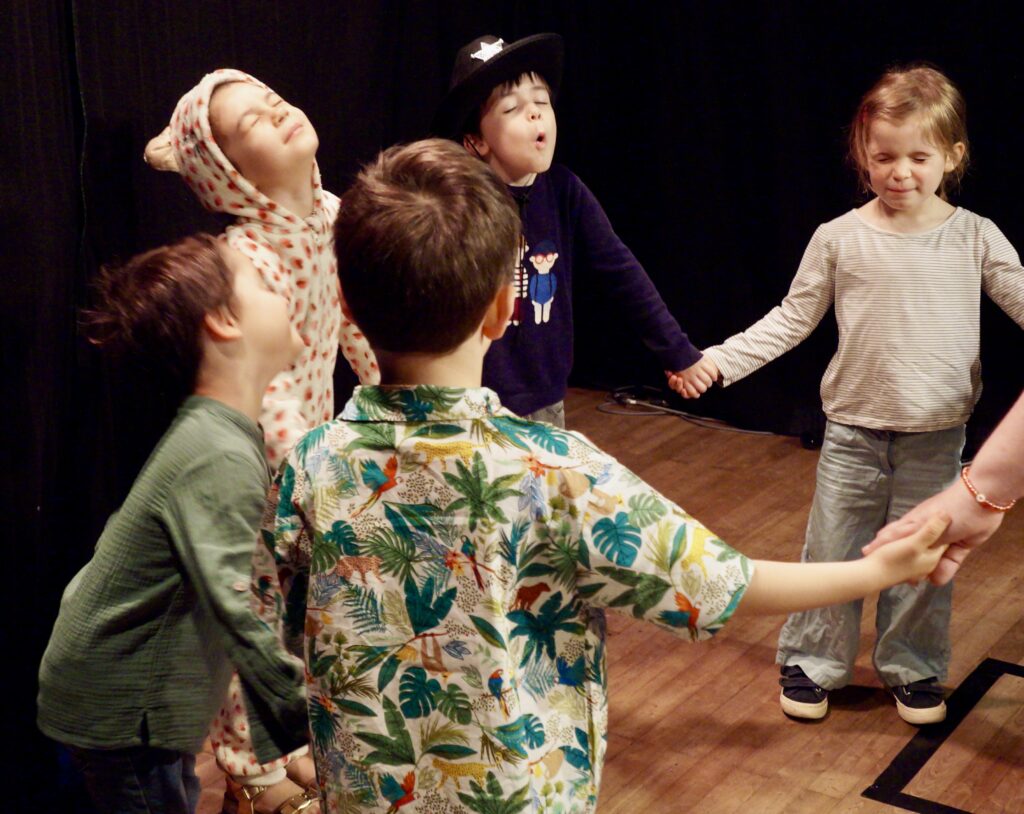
top-left (7, 2), bottom-right (1022, 809)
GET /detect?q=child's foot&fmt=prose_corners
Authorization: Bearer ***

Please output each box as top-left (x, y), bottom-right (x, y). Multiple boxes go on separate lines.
top-left (779, 665), bottom-right (828, 719)
top-left (891, 678), bottom-right (946, 725)
top-left (285, 754), bottom-right (318, 792)
top-left (224, 776), bottom-right (320, 814)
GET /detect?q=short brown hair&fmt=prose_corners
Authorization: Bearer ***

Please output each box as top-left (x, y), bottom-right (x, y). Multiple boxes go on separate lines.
top-left (849, 64), bottom-right (969, 199)
top-left (334, 138), bottom-right (519, 354)
top-left (83, 233), bottom-right (235, 391)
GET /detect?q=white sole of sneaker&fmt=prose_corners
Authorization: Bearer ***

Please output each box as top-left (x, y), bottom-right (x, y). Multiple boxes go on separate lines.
top-left (894, 696), bottom-right (946, 725)
top-left (779, 689), bottom-right (828, 720)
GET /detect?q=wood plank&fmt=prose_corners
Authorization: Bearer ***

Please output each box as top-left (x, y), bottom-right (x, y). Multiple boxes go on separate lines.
top-left (908, 676), bottom-right (1024, 811)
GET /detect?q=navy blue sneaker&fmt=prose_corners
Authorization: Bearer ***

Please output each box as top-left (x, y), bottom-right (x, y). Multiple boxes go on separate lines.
top-left (891, 678), bottom-right (946, 724)
top-left (779, 665), bottom-right (828, 719)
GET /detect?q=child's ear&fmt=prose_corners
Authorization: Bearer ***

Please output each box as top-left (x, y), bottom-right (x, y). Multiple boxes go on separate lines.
top-left (945, 141), bottom-right (966, 172)
top-left (203, 305), bottom-right (242, 341)
top-left (482, 283), bottom-right (515, 341)
top-left (463, 133), bottom-right (489, 159)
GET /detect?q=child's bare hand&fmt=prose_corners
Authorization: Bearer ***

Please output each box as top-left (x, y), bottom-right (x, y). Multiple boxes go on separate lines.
top-left (666, 356), bottom-right (719, 399)
top-left (868, 514), bottom-right (951, 585)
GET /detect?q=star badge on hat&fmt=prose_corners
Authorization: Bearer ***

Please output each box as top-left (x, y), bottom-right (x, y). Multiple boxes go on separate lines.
top-left (433, 33), bottom-right (564, 140)
top-left (471, 39), bottom-right (505, 62)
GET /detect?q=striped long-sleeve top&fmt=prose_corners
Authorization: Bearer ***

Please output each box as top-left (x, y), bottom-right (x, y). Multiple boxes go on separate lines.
top-left (704, 208), bottom-right (1024, 432)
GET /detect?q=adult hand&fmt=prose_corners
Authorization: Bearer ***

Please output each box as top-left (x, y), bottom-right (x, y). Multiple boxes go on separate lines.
top-left (862, 479), bottom-right (1005, 585)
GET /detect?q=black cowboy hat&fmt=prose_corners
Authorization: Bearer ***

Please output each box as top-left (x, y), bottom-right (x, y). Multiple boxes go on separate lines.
top-left (433, 33), bottom-right (564, 140)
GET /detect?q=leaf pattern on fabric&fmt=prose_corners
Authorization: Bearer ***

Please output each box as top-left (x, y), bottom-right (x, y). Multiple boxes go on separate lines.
top-left (592, 512), bottom-right (642, 566)
top-left (398, 666), bottom-right (441, 718)
top-left (443, 452), bottom-right (523, 532)
top-left (262, 386), bottom-right (751, 812)
top-left (627, 492), bottom-right (668, 528)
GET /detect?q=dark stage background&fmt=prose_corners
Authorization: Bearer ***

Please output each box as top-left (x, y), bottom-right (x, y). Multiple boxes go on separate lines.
top-left (6, 2), bottom-right (1022, 809)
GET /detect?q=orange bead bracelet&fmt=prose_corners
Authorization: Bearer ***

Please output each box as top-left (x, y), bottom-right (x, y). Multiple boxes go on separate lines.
top-left (960, 466), bottom-right (1017, 512)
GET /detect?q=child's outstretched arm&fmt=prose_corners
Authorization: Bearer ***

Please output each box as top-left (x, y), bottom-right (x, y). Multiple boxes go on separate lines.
top-left (733, 515), bottom-right (950, 618)
top-left (568, 439), bottom-right (946, 641)
top-left (702, 225), bottom-right (835, 387)
top-left (572, 173), bottom-right (703, 376)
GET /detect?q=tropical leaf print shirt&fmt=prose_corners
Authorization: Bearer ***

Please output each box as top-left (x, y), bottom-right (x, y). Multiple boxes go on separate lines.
top-left (261, 386), bottom-right (752, 813)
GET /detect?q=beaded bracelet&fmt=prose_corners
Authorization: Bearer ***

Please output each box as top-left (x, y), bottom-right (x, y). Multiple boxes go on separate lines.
top-left (960, 466), bottom-right (1017, 512)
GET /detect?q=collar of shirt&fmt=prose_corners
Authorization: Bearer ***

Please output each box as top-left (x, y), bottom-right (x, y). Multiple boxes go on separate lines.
top-left (179, 395), bottom-right (270, 474)
top-left (341, 385), bottom-right (506, 423)
top-left (181, 395), bottom-right (263, 442)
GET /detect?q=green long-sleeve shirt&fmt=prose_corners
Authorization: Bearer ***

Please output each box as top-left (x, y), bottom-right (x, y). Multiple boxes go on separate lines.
top-left (38, 396), bottom-right (306, 760)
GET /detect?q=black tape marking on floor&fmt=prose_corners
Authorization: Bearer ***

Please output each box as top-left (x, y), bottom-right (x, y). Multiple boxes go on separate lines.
top-left (861, 657), bottom-right (1024, 813)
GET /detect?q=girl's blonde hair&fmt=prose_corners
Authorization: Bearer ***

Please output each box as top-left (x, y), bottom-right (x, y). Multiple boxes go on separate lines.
top-left (849, 65), bottom-right (969, 199)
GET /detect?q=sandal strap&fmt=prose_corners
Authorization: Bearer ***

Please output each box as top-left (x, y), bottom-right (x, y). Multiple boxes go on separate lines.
top-left (278, 789), bottom-right (320, 814)
top-left (235, 783), bottom-right (274, 802)
top-left (226, 778), bottom-right (315, 814)
top-left (225, 779), bottom-right (269, 814)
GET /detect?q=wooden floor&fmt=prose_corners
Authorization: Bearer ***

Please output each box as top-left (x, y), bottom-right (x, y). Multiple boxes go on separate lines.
top-left (198, 387), bottom-right (1024, 814)
top-left (567, 388), bottom-right (1024, 814)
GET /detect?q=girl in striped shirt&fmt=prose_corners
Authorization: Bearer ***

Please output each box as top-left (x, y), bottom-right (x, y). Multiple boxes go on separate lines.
top-left (678, 65), bottom-right (1024, 725)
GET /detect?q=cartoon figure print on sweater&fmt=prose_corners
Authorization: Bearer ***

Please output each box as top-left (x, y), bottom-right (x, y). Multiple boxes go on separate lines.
top-left (511, 235), bottom-right (529, 326)
top-left (528, 239), bottom-right (559, 324)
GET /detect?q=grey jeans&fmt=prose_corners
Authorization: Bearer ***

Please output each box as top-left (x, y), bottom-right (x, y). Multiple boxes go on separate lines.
top-left (776, 420), bottom-right (965, 689)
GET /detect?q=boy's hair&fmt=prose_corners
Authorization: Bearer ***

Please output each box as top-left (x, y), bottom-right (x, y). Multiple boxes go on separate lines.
top-left (463, 71), bottom-right (551, 138)
top-left (334, 138), bottom-right (519, 354)
top-left (83, 234), bottom-right (234, 391)
top-left (849, 64), bottom-right (969, 199)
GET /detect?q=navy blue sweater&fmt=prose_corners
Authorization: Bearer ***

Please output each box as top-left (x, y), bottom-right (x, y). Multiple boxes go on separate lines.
top-left (483, 164), bottom-right (701, 416)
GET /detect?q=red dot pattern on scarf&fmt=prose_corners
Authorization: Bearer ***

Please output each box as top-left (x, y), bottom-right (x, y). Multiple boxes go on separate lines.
top-left (171, 85), bottom-right (378, 770)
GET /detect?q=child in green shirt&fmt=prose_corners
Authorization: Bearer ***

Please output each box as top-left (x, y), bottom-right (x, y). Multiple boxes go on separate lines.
top-left (38, 235), bottom-right (310, 814)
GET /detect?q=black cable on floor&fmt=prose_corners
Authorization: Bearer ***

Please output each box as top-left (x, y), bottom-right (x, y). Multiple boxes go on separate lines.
top-left (597, 385), bottom-right (775, 436)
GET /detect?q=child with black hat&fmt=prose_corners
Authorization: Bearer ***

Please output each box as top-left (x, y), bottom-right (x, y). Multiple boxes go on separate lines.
top-left (434, 34), bottom-right (719, 424)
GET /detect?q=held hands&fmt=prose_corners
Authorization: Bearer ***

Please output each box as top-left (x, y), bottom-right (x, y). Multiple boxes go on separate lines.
top-left (666, 355), bottom-right (719, 399)
top-left (865, 514), bottom-right (952, 586)
top-left (862, 483), bottom-right (1005, 586)
top-left (738, 514), bottom-right (951, 618)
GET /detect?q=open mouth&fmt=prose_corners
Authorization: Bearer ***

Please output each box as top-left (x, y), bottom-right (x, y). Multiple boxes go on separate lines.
top-left (536, 132), bottom-right (547, 147)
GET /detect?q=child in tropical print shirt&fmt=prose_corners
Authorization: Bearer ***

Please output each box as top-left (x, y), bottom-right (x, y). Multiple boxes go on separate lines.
top-left (260, 139), bottom-right (951, 812)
